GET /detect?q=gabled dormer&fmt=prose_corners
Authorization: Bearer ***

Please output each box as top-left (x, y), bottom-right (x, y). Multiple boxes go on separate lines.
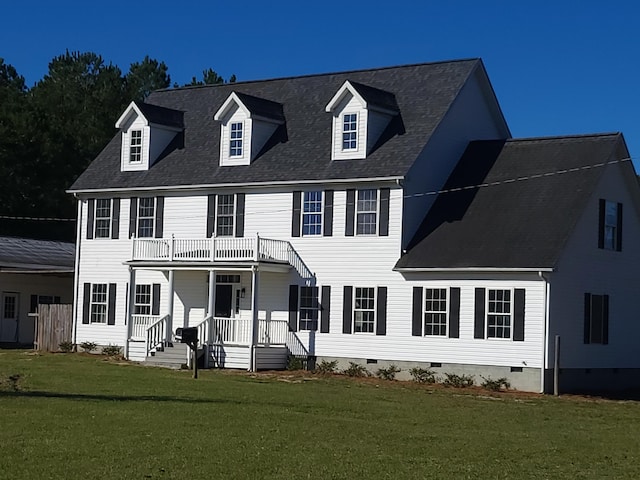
top-left (214, 92), bottom-right (285, 166)
top-left (325, 80), bottom-right (399, 161)
top-left (115, 101), bottom-right (184, 172)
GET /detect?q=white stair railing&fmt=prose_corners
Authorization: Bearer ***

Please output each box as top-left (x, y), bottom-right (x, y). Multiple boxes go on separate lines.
top-left (146, 314), bottom-right (169, 356)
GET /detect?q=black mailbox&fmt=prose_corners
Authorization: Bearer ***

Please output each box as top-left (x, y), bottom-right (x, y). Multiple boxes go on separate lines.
top-left (176, 327), bottom-right (198, 344)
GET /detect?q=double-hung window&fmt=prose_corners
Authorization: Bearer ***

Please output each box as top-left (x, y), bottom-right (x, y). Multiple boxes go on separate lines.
top-left (299, 286), bottom-right (319, 330)
top-left (356, 189), bottom-right (377, 235)
top-left (230, 122), bottom-right (243, 157)
top-left (137, 198), bottom-right (155, 238)
top-left (424, 288), bottom-right (447, 336)
top-left (216, 194), bottom-right (235, 236)
top-left (129, 130), bottom-right (142, 163)
top-left (134, 285), bottom-right (152, 315)
top-left (94, 199), bottom-right (112, 238)
top-left (342, 113), bottom-right (357, 150)
top-left (487, 289), bottom-right (512, 339)
top-left (302, 191), bottom-right (323, 236)
top-left (90, 284), bottom-right (108, 324)
top-left (354, 287), bottom-right (375, 333)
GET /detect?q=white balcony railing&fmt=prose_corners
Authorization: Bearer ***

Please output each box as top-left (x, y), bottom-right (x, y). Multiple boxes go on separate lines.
top-left (193, 316), bottom-right (289, 347)
top-left (131, 314), bottom-right (162, 340)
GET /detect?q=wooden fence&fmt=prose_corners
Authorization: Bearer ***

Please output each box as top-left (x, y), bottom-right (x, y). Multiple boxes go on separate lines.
top-left (34, 304), bottom-right (73, 352)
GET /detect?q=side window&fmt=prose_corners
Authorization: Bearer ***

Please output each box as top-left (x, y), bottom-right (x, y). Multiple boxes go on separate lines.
top-left (599, 199), bottom-right (622, 251)
top-left (216, 194), bottom-right (235, 237)
top-left (302, 191), bottom-right (323, 236)
top-left (584, 293), bottom-right (609, 344)
top-left (129, 130), bottom-right (142, 163)
top-left (299, 286), bottom-right (319, 331)
top-left (424, 288), bottom-right (448, 336)
top-left (137, 197), bottom-right (156, 238)
top-left (94, 199), bottom-right (112, 238)
top-left (356, 189), bottom-right (377, 235)
top-left (342, 113), bottom-right (358, 150)
top-left (353, 287), bottom-right (375, 333)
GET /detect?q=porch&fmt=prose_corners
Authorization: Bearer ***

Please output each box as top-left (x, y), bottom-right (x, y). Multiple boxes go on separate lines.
top-left (125, 236), bottom-right (314, 370)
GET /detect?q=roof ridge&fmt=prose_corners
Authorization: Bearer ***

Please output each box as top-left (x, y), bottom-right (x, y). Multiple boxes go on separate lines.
top-left (155, 58), bottom-right (481, 93)
top-left (505, 132), bottom-right (621, 143)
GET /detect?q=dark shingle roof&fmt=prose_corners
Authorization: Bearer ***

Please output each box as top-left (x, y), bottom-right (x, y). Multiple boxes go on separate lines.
top-left (234, 92), bottom-right (285, 122)
top-left (395, 134), bottom-right (625, 270)
top-left (0, 237), bottom-right (75, 271)
top-left (70, 59), bottom-right (481, 191)
top-left (134, 102), bottom-right (184, 128)
top-left (349, 81), bottom-right (399, 112)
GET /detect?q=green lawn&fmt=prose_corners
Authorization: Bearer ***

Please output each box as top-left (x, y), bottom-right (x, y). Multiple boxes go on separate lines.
top-left (0, 351), bottom-right (638, 479)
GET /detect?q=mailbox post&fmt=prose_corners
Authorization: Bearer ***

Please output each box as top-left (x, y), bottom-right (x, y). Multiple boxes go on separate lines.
top-left (176, 327), bottom-right (199, 379)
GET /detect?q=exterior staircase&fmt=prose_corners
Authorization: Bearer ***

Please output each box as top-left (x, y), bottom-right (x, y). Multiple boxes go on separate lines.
top-left (145, 342), bottom-right (189, 369)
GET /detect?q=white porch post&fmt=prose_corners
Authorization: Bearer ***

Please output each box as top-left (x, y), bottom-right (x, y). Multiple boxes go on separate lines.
top-left (207, 270), bottom-right (216, 317)
top-left (125, 266), bottom-right (136, 357)
top-left (167, 269), bottom-right (175, 344)
top-left (249, 265), bottom-right (260, 371)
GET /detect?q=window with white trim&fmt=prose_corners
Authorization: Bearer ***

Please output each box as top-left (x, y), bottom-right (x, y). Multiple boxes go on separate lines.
top-left (424, 288), bottom-right (447, 336)
top-left (342, 113), bottom-right (357, 150)
top-left (216, 194), bottom-right (235, 237)
top-left (487, 289), bottom-right (512, 339)
top-left (356, 189), bottom-right (377, 235)
top-left (129, 130), bottom-right (142, 163)
top-left (94, 199), bottom-right (112, 239)
top-left (299, 286), bottom-right (319, 331)
top-left (230, 122), bottom-right (243, 157)
top-left (134, 285), bottom-right (152, 315)
top-left (90, 284), bottom-right (108, 324)
top-left (137, 197), bottom-right (155, 238)
top-left (302, 191), bottom-right (323, 236)
top-left (354, 287), bottom-right (375, 333)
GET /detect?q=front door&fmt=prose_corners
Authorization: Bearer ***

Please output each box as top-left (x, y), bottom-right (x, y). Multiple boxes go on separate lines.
top-left (1, 292), bottom-right (19, 343)
top-left (214, 284), bottom-right (233, 318)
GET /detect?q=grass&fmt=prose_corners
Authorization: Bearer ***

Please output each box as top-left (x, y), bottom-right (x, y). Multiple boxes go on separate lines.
top-left (0, 351), bottom-right (639, 479)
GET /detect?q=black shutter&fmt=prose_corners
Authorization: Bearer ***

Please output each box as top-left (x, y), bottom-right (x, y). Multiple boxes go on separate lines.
top-left (30, 295), bottom-right (38, 314)
top-left (86, 199), bottom-right (95, 239)
top-left (584, 293), bottom-right (592, 344)
top-left (111, 198), bottom-right (120, 239)
top-left (129, 197), bottom-right (138, 238)
top-left (288, 285), bottom-right (298, 332)
top-left (591, 294), bottom-right (604, 344)
top-left (513, 288), bottom-right (526, 341)
top-left (379, 188), bottom-right (390, 236)
top-left (323, 190), bottom-right (333, 237)
top-left (235, 193), bottom-right (245, 237)
top-left (342, 286), bottom-right (353, 334)
top-left (152, 284), bottom-right (161, 316)
top-left (292, 191), bottom-right (301, 237)
top-left (616, 202), bottom-right (623, 251)
top-left (82, 283), bottom-right (91, 324)
top-left (345, 189), bottom-right (356, 236)
top-left (598, 199), bottom-right (605, 249)
top-left (376, 286), bottom-right (387, 336)
top-left (107, 283), bottom-right (117, 325)
top-left (206, 194), bottom-right (216, 237)
top-left (412, 287), bottom-right (422, 336)
top-left (154, 197), bottom-right (164, 238)
top-left (448, 287), bottom-right (460, 338)
top-left (474, 288), bottom-right (485, 339)
top-left (320, 286), bottom-right (331, 333)
top-left (602, 294), bottom-right (609, 345)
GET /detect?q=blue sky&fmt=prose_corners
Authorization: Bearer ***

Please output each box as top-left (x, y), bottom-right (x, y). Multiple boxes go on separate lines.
top-left (2, 1), bottom-right (639, 167)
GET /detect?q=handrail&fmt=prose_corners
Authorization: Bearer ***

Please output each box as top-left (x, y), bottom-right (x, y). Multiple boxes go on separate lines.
top-left (145, 314), bottom-right (169, 356)
top-left (195, 315), bottom-right (213, 347)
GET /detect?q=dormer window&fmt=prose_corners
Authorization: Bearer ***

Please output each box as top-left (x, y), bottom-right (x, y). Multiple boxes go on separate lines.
top-left (129, 130), bottom-right (142, 163)
top-left (342, 114), bottom-right (358, 150)
top-left (230, 122), bottom-right (244, 157)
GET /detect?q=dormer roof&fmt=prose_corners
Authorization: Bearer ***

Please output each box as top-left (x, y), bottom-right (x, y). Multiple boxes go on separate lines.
top-left (115, 101), bottom-right (184, 130)
top-left (325, 80), bottom-right (399, 116)
top-left (214, 92), bottom-right (285, 124)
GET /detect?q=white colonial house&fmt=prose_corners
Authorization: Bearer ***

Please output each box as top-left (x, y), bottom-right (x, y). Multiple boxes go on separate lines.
top-left (68, 59), bottom-right (640, 393)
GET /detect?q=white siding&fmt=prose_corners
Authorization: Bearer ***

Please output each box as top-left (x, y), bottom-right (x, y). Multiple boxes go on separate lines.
top-left (163, 194), bottom-right (207, 239)
top-left (402, 67), bottom-right (510, 248)
top-left (549, 160), bottom-right (640, 368)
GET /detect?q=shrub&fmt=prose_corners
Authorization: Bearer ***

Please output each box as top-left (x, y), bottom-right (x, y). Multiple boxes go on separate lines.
top-left (342, 362), bottom-right (370, 377)
top-left (102, 345), bottom-right (122, 357)
top-left (0, 373), bottom-right (23, 391)
top-left (79, 341), bottom-right (97, 353)
top-left (376, 365), bottom-right (401, 381)
top-left (409, 367), bottom-right (438, 384)
top-left (58, 341), bottom-right (74, 353)
top-left (481, 376), bottom-right (511, 392)
top-left (442, 373), bottom-right (475, 388)
top-left (315, 360), bottom-right (338, 375)
top-left (286, 355), bottom-right (305, 371)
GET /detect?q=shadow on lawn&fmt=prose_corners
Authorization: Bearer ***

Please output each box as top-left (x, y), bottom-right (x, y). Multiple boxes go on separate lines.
top-left (0, 389), bottom-right (240, 404)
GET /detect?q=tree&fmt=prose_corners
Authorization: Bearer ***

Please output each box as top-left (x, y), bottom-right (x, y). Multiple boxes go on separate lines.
top-left (125, 56), bottom-right (170, 101)
top-left (186, 68), bottom-right (236, 86)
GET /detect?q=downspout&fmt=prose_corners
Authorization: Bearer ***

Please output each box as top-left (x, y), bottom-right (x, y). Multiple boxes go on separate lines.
top-left (538, 271), bottom-right (550, 393)
top-left (71, 196), bottom-right (83, 349)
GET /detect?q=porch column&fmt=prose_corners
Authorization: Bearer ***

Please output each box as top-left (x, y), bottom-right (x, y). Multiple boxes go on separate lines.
top-left (127, 267), bottom-right (136, 341)
top-left (207, 270), bottom-right (216, 317)
top-left (249, 265), bottom-right (260, 372)
top-left (167, 269), bottom-right (175, 344)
